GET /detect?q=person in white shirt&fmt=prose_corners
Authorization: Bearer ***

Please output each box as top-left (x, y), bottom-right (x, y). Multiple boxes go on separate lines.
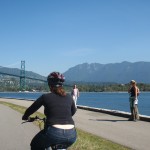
top-left (71, 84), bottom-right (79, 108)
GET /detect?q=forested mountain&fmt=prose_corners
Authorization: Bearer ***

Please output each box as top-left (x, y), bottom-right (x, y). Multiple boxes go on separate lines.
top-left (1, 62), bottom-right (150, 92)
top-left (64, 61), bottom-right (150, 84)
top-left (1, 61), bottom-right (150, 84)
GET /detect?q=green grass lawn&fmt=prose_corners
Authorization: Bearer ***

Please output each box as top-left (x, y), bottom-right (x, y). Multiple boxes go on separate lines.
top-left (0, 101), bottom-right (131, 150)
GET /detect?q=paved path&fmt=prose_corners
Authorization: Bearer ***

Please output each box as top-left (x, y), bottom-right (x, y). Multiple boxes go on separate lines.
top-left (0, 98), bottom-right (150, 150)
top-left (0, 104), bottom-right (39, 150)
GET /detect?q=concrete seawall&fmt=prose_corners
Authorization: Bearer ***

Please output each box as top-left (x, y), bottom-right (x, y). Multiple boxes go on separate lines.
top-left (77, 105), bottom-right (150, 122)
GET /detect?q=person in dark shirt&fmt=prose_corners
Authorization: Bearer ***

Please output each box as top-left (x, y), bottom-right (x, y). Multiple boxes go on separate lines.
top-left (128, 80), bottom-right (140, 121)
top-left (22, 72), bottom-right (77, 150)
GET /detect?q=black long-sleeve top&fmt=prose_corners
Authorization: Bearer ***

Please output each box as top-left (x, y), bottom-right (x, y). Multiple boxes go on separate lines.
top-left (22, 93), bottom-right (76, 125)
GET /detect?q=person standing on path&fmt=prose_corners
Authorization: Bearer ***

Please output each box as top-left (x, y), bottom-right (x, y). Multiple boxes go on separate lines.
top-left (71, 84), bottom-right (79, 108)
top-left (22, 72), bottom-right (77, 150)
top-left (128, 80), bottom-right (140, 121)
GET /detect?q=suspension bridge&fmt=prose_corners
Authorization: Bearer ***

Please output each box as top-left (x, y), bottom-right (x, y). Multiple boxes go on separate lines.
top-left (0, 61), bottom-right (47, 91)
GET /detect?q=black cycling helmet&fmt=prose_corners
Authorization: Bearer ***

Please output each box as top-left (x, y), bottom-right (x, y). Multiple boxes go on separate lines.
top-left (47, 72), bottom-right (65, 87)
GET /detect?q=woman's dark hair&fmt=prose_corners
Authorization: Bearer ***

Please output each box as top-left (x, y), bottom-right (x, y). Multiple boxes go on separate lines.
top-left (50, 86), bottom-right (66, 97)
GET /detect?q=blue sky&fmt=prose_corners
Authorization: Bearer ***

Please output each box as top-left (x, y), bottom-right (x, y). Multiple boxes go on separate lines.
top-left (0, 0), bottom-right (150, 76)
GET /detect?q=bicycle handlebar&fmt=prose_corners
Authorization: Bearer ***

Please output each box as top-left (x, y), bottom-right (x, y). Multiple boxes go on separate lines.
top-left (22, 116), bottom-right (45, 124)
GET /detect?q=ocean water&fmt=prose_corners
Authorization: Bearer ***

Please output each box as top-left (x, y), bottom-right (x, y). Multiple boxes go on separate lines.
top-left (78, 92), bottom-right (150, 116)
top-left (0, 92), bottom-right (149, 116)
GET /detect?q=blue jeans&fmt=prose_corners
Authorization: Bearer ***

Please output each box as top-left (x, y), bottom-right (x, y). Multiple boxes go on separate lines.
top-left (30, 126), bottom-right (77, 150)
top-left (129, 97), bottom-right (139, 120)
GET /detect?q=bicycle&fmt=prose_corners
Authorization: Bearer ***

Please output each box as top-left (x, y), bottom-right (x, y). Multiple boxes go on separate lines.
top-left (22, 116), bottom-right (67, 150)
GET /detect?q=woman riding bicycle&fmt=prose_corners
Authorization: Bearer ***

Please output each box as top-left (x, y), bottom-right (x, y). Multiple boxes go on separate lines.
top-left (22, 72), bottom-right (77, 150)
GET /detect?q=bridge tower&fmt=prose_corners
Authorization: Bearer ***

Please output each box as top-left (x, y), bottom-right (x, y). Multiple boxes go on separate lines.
top-left (20, 60), bottom-right (26, 91)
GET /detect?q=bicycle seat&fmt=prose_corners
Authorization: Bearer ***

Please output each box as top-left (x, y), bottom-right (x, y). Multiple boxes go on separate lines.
top-left (51, 144), bottom-right (67, 150)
